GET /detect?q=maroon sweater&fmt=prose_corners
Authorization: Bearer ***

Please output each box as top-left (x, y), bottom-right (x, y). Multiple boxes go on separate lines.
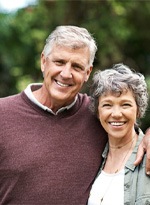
top-left (0, 91), bottom-right (107, 205)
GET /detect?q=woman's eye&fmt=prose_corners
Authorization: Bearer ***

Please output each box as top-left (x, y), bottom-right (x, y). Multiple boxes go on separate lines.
top-left (102, 104), bottom-right (111, 107)
top-left (122, 103), bottom-right (131, 107)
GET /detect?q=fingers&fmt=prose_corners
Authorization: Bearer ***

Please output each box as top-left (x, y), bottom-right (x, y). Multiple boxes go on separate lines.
top-left (145, 146), bottom-right (150, 175)
top-left (144, 128), bottom-right (150, 175)
top-left (146, 153), bottom-right (150, 175)
top-left (134, 142), bottom-right (145, 166)
top-left (145, 140), bottom-right (150, 175)
top-left (145, 127), bottom-right (150, 135)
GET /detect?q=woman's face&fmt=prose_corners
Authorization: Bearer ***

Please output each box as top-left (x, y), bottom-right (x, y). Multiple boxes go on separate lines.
top-left (98, 89), bottom-right (138, 140)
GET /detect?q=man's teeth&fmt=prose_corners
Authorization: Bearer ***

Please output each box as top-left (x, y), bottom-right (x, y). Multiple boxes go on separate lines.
top-left (56, 81), bottom-right (69, 87)
top-left (110, 122), bottom-right (125, 126)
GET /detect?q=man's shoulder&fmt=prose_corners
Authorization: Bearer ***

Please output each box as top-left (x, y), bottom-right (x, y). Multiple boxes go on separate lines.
top-left (0, 93), bottom-right (21, 101)
top-left (78, 93), bottom-right (91, 103)
top-left (77, 93), bottom-right (95, 116)
top-left (0, 93), bottom-right (22, 109)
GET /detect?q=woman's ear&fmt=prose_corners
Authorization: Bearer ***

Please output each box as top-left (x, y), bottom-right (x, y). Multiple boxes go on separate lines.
top-left (136, 109), bottom-right (140, 118)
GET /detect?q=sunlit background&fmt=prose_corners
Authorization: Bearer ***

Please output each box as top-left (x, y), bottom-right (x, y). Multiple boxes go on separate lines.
top-left (0, 0), bottom-right (37, 12)
top-left (0, 0), bottom-right (150, 131)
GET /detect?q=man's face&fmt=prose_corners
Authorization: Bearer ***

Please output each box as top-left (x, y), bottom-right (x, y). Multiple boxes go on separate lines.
top-left (41, 45), bottom-right (92, 110)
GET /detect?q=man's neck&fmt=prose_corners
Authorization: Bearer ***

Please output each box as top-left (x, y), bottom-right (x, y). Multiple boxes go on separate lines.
top-left (25, 83), bottom-right (77, 115)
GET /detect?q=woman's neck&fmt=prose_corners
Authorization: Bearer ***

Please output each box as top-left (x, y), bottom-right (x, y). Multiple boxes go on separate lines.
top-left (103, 132), bottom-right (137, 173)
top-left (108, 130), bottom-right (137, 149)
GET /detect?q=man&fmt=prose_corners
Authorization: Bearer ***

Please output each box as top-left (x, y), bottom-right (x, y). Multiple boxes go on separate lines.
top-left (0, 25), bottom-right (149, 204)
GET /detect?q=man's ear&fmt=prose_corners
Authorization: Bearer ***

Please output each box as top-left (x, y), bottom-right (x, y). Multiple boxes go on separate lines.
top-left (85, 66), bottom-right (93, 82)
top-left (41, 52), bottom-right (46, 73)
top-left (42, 71), bottom-right (45, 78)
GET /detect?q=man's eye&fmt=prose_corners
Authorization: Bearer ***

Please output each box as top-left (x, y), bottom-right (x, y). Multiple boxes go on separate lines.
top-left (73, 66), bottom-right (82, 71)
top-left (55, 61), bottom-right (64, 65)
top-left (72, 64), bottom-right (84, 71)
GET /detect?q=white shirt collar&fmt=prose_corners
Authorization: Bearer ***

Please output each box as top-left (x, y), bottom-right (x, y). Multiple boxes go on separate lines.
top-left (24, 83), bottom-right (77, 115)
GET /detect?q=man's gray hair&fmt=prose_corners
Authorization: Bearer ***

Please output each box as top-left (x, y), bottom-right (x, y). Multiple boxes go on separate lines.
top-left (90, 63), bottom-right (149, 118)
top-left (43, 25), bottom-right (97, 67)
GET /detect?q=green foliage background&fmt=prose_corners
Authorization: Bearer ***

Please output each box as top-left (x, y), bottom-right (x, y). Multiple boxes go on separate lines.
top-left (0, 0), bottom-right (150, 131)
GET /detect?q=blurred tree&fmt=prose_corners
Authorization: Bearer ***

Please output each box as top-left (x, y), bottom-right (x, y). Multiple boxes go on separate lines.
top-left (0, 13), bottom-right (18, 96)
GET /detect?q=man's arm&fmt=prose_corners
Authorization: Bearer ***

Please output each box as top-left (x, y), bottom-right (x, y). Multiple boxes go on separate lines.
top-left (134, 128), bottom-right (150, 175)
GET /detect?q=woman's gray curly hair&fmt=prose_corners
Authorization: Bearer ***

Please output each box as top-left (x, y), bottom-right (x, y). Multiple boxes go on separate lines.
top-left (90, 63), bottom-right (149, 118)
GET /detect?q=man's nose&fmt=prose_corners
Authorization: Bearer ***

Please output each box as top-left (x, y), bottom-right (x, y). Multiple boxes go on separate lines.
top-left (60, 65), bottom-right (72, 79)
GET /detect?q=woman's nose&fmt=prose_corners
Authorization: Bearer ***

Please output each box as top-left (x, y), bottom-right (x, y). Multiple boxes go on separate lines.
top-left (111, 107), bottom-right (122, 118)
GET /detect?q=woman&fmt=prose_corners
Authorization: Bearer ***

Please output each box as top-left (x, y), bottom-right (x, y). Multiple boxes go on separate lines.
top-left (88, 63), bottom-right (149, 205)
